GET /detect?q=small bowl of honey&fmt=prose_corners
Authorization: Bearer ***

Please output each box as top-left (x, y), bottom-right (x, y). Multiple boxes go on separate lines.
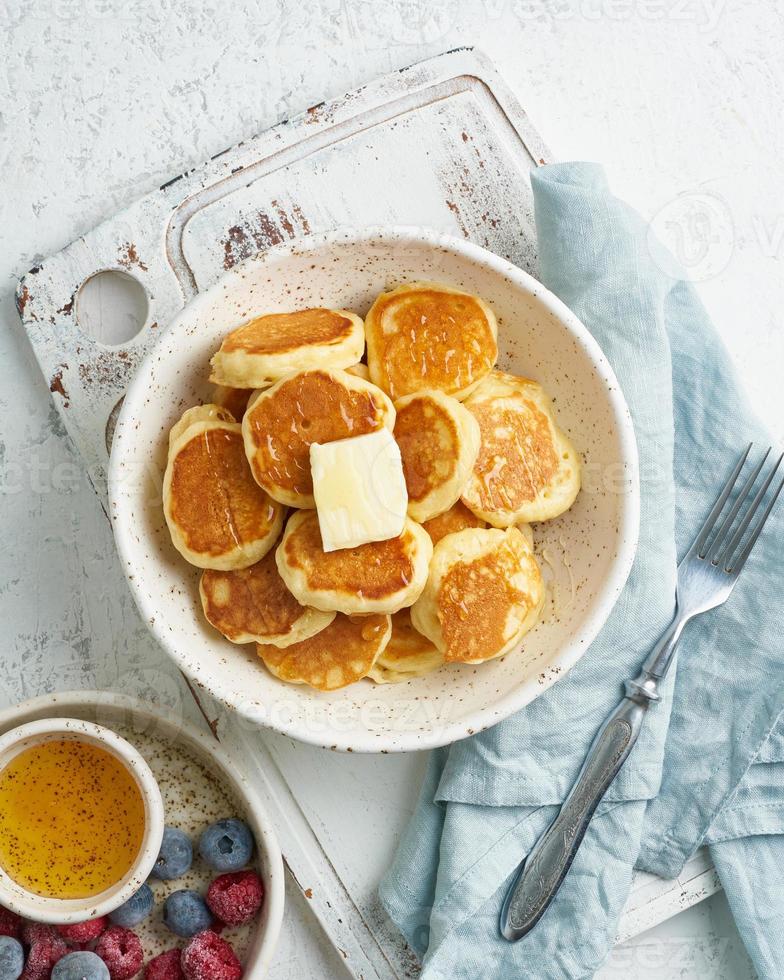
top-left (0, 717), bottom-right (164, 923)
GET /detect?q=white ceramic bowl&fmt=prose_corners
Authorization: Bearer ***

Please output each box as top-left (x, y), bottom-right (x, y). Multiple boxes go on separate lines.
top-left (0, 718), bottom-right (164, 923)
top-left (109, 227), bottom-right (639, 753)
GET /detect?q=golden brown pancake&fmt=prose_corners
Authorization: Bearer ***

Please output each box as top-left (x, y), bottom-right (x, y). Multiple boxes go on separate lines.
top-left (242, 369), bottom-right (395, 508)
top-left (461, 371), bottom-right (581, 525)
top-left (168, 404), bottom-right (236, 449)
top-left (422, 500), bottom-right (488, 545)
top-left (210, 308), bottom-right (365, 387)
top-left (200, 550), bottom-right (334, 646)
top-left (212, 385), bottom-right (255, 420)
top-left (365, 281), bottom-right (498, 400)
top-left (276, 510), bottom-right (432, 615)
top-left (393, 389), bottom-right (480, 523)
top-left (257, 613), bottom-right (391, 690)
top-left (411, 526), bottom-right (544, 664)
top-left (163, 420), bottom-right (284, 570)
top-left (367, 609), bottom-right (445, 684)
top-left (345, 362), bottom-right (370, 381)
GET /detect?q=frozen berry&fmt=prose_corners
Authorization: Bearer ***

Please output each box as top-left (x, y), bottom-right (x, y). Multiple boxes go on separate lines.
top-left (143, 951), bottom-right (183, 980)
top-left (0, 909), bottom-right (21, 941)
top-left (0, 936), bottom-right (24, 979)
top-left (163, 892), bottom-right (212, 939)
top-left (109, 885), bottom-right (154, 929)
top-left (52, 951), bottom-right (109, 980)
top-left (56, 918), bottom-right (108, 944)
top-left (206, 871), bottom-right (263, 927)
top-left (181, 932), bottom-right (241, 980)
top-left (198, 820), bottom-right (254, 873)
top-left (21, 924), bottom-right (57, 946)
top-left (94, 927), bottom-right (143, 980)
top-left (150, 828), bottom-right (192, 881)
top-left (21, 930), bottom-right (68, 980)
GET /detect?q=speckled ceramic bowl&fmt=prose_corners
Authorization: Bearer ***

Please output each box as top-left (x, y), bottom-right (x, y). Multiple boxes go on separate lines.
top-left (109, 227), bottom-right (639, 753)
top-left (0, 692), bottom-right (284, 974)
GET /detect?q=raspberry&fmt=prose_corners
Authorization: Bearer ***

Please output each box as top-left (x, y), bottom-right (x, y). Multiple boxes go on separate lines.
top-left (144, 950), bottom-right (184, 980)
top-left (0, 906), bottom-right (21, 940)
top-left (57, 917), bottom-right (108, 944)
top-left (95, 926), bottom-right (143, 979)
top-left (206, 872), bottom-right (264, 927)
top-left (21, 930), bottom-right (68, 980)
top-left (181, 931), bottom-right (241, 980)
top-left (22, 923), bottom-right (59, 946)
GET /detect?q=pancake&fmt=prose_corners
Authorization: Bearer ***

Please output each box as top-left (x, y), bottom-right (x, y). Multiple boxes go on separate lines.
top-left (516, 522), bottom-right (535, 550)
top-left (163, 419), bottom-right (284, 570)
top-left (365, 281), bottom-right (498, 401)
top-left (212, 385), bottom-right (255, 419)
top-left (210, 308), bottom-right (365, 387)
top-left (242, 369), bottom-right (395, 508)
top-left (393, 389), bottom-right (480, 523)
top-left (367, 609), bottom-right (444, 684)
top-left (345, 362), bottom-right (370, 381)
top-left (276, 510), bottom-right (433, 615)
top-left (422, 500), bottom-right (488, 545)
top-left (168, 404), bottom-right (236, 448)
top-left (411, 526), bottom-right (544, 664)
top-left (461, 371), bottom-right (581, 525)
top-left (257, 613), bottom-right (391, 691)
top-left (200, 550), bottom-right (334, 647)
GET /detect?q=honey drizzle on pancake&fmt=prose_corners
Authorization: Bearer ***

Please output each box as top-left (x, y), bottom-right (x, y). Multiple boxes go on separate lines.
top-left (370, 288), bottom-right (496, 398)
top-left (245, 371), bottom-right (389, 498)
top-left (394, 396), bottom-right (458, 503)
top-left (283, 512), bottom-right (416, 600)
top-left (468, 397), bottom-right (558, 510)
top-left (170, 427), bottom-right (277, 556)
top-left (437, 539), bottom-right (535, 663)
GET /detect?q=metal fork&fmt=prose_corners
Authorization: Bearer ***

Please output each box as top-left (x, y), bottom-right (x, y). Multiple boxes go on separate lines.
top-left (500, 444), bottom-right (784, 942)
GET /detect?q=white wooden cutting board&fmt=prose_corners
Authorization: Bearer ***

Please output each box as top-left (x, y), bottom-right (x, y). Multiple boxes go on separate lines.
top-left (15, 47), bottom-right (718, 977)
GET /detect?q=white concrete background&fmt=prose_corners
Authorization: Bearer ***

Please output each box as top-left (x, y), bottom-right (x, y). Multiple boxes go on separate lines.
top-left (2, 0), bottom-right (781, 976)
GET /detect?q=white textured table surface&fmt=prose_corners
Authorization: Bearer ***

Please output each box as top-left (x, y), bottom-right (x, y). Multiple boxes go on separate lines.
top-left (3, 1), bottom-right (781, 976)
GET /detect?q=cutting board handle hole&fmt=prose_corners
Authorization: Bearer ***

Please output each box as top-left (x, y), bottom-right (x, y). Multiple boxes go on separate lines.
top-left (77, 270), bottom-right (149, 347)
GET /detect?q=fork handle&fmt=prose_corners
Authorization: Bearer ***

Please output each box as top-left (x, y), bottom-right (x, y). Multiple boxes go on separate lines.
top-left (499, 687), bottom-right (652, 941)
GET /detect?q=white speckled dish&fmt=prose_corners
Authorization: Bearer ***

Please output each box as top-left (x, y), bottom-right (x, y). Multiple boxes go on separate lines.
top-left (109, 228), bottom-right (639, 753)
top-left (0, 692), bottom-right (284, 975)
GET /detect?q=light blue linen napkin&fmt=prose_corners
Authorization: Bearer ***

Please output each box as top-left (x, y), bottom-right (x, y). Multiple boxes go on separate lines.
top-left (379, 163), bottom-right (784, 979)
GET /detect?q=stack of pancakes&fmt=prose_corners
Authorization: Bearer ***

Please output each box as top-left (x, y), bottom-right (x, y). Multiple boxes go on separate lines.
top-left (162, 282), bottom-right (581, 691)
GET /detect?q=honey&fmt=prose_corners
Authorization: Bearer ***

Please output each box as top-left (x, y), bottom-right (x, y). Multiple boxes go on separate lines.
top-left (0, 739), bottom-right (146, 899)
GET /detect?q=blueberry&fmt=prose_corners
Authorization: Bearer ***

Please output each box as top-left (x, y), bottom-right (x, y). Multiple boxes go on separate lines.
top-left (198, 818), bottom-right (254, 872)
top-left (52, 951), bottom-right (110, 980)
top-left (150, 826), bottom-right (193, 880)
top-left (109, 883), bottom-right (154, 927)
top-left (0, 936), bottom-right (23, 980)
top-left (163, 889), bottom-right (213, 938)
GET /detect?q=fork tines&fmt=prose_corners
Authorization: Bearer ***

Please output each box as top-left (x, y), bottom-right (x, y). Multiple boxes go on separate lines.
top-left (696, 444), bottom-right (784, 573)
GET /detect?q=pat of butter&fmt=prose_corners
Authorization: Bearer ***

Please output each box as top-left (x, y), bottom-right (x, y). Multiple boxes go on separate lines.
top-left (310, 429), bottom-right (408, 552)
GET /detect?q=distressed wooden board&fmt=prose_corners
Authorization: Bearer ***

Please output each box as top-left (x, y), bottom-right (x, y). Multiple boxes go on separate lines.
top-left (14, 46), bottom-right (714, 977)
top-left (15, 47), bottom-right (547, 505)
